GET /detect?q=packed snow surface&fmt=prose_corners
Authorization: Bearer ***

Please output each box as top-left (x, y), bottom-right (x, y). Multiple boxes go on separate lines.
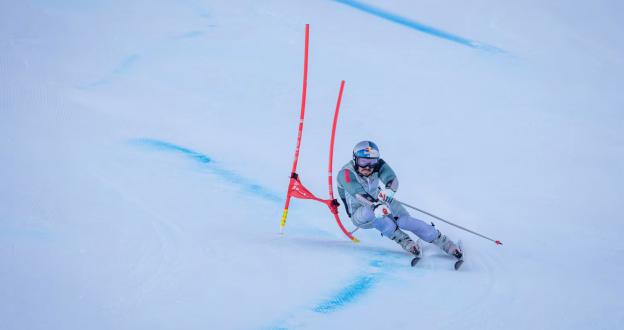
top-left (2, 0), bottom-right (623, 329)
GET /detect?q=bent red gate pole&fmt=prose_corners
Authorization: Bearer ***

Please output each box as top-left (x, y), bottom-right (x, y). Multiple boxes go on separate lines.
top-left (279, 26), bottom-right (358, 242)
top-left (280, 24), bottom-right (309, 233)
top-left (328, 81), bottom-right (359, 242)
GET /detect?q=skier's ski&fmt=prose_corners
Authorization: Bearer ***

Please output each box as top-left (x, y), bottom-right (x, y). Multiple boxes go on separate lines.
top-left (411, 240), bottom-right (463, 269)
top-left (411, 256), bottom-right (462, 269)
top-left (454, 240), bottom-right (464, 271)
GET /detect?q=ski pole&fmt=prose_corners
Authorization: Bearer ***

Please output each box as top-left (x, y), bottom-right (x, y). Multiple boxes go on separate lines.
top-left (397, 200), bottom-right (503, 245)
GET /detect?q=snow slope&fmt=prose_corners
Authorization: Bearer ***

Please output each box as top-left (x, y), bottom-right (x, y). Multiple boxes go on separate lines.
top-left (1, 0), bottom-right (623, 329)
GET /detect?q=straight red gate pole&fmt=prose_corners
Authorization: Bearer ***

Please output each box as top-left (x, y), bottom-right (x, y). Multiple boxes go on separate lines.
top-left (280, 24), bottom-right (309, 233)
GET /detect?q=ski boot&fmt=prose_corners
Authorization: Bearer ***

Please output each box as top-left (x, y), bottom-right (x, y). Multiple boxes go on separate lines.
top-left (390, 228), bottom-right (421, 257)
top-left (432, 232), bottom-right (463, 259)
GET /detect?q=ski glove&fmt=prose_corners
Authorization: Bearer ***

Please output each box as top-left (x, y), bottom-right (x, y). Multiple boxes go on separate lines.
top-left (372, 202), bottom-right (391, 219)
top-left (377, 188), bottom-right (395, 203)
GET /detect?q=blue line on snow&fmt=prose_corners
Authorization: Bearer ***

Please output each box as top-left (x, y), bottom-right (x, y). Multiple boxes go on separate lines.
top-left (313, 273), bottom-right (380, 313)
top-left (83, 53), bottom-right (141, 88)
top-left (113, 54), bottom-right (140, 75)
top-left (132, 139), bottom-right (401, 321)
top-left (313, 258), bottom-right (392, 314)
top-left (267, 257), bottom-right (402, 328)
top-left (332, 0), bottom-right (504, 53)
top-left (130, 138), bottom-right (281, 203)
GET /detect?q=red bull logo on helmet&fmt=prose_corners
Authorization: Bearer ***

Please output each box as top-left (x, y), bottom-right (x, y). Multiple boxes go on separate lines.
top-left (353, 140), bottom-right (380, 158)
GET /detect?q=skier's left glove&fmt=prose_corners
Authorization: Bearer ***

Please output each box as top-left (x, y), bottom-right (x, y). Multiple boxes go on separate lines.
top-left (377, 188), bottom-right (395, 203)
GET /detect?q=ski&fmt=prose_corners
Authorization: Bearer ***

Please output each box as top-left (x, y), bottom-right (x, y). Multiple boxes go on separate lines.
top-left (411, 256), bottom-right (463, 269)
top-left (410, 241), bottom-right (464, 269)
top-left (454, 240), bottom-right (464, 270)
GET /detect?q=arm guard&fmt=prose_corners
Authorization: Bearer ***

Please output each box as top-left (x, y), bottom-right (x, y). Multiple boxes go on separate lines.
top-left (378, 160), bottom-right (399, 192)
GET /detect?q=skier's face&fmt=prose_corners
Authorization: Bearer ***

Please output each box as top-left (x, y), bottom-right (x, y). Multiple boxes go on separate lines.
top-left (355, 157), bottom-right (378, 177)
top-left (357, 166), bottom-right (373, 177)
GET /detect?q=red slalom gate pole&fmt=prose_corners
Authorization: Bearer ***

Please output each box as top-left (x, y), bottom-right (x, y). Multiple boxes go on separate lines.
top-left (279, 26), bottom-right (357, 242)
top-left (280, 24), bottom-right (309, 233)
top-left (328, 81), bottom-right (359, 242)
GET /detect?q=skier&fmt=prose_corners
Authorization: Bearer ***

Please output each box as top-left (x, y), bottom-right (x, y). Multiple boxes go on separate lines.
top-left (337, 140), bottom-right (463, 260)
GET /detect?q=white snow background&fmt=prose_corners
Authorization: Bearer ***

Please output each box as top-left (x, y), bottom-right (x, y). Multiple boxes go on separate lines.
top-left (1, 0), bottom-right (623, 329)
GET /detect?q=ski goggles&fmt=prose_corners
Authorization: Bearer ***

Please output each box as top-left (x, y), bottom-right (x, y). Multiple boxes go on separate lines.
top-left (356, 157), bottom-right (379, 168)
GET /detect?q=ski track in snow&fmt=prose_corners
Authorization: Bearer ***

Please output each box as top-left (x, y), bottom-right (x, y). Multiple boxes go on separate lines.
top-left (95, 0), bottom-right (506, 319)
top-left (331, 0), bottom-right (505, 53)
top-left (130, 139), bottom-right (488, 328)
top-left (130, 138), bottom-right (411, 324)
top-left (131, 138), bottom-right (498, 328)
top-left (96, 175), bottom-right (183, 311)
top-left (71, 0), bottom-right (506, 320)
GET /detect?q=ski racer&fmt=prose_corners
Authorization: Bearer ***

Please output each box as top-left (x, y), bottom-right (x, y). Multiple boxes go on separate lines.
top-left (337, 140), bottom-right (463, 259)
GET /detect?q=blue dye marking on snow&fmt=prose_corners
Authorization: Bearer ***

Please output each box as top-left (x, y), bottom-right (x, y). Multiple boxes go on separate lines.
top-left (113, 54), bottom-right (140, 75)
top-left (332, 0), bottom-right (504, 53)
top-left (83, 53), bottom-right (141, 88)
top-left (130, 138), bottom-right (281, 203)
top-left (313, 274), bottom-right (379, 313)
top-left (132, 139), bottom-right (402, 320)
top-left (312, 259), bottom-right (386, 314)
top-left (267, 252), bottom-right (408, 327)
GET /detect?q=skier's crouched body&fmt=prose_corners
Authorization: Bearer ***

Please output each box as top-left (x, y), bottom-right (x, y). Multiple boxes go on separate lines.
top-left (337, 141), bottom-right (462, 259)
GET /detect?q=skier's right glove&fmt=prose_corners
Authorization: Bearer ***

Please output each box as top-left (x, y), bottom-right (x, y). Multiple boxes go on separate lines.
top-left (372, 202), bottom-right (391, 219)
top-left (377, 188), bottom-right (395, 203)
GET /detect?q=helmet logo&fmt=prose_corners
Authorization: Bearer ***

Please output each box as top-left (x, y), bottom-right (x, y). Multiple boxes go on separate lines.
top-left (353, 141), bottom-right (380, 159)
